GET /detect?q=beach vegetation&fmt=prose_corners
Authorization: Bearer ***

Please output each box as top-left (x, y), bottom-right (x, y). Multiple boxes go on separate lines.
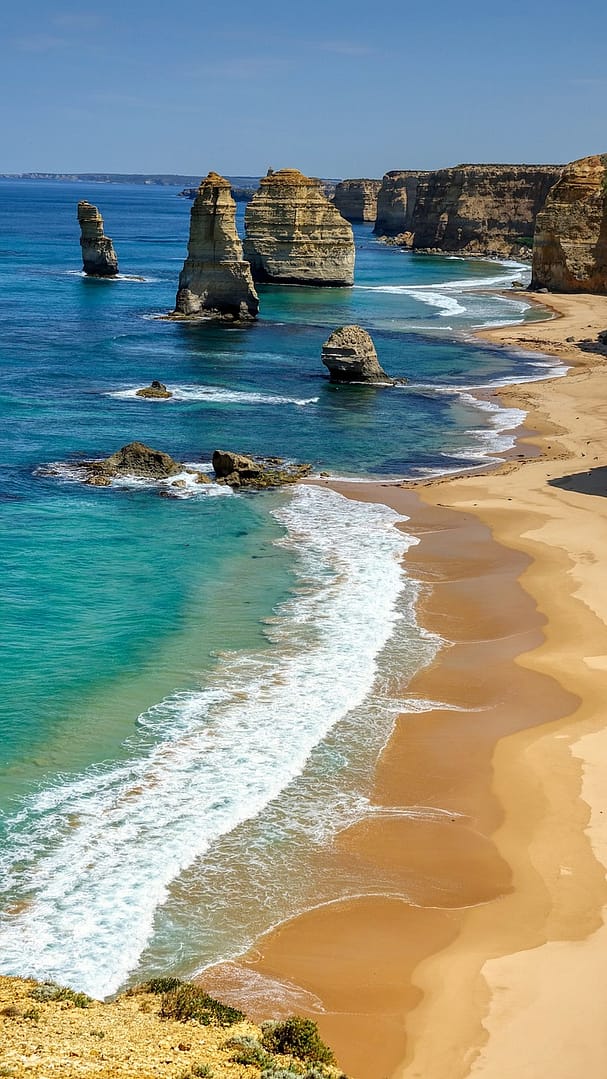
top-left (29, 983), bottom-right (91, 1008)
top-left (516, 236), bottom-right (533, 249)
top-left (144, 975), bottom-right (184, 994)
top-left (260, 1018), bottom-right (335, 1064)
top-left (22, 1006), bottom-right (41, 1021)
top-left (190, 1065), bottom-right (214, 1078)
top-left (159, 983), bottom-right (245, 1027)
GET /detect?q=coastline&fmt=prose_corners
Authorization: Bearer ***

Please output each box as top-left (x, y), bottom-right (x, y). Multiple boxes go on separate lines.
top-left (198, 292), bottom-right (607, 1079)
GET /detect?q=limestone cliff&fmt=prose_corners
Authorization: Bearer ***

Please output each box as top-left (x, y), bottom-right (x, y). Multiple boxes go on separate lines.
top-left (243, 169), bottom-right (355, 286)
top-left (77, 201), bottom-right (118, 276)
top-left (374, 171), bottom-right (428, 236)
top-left (174, 172), bottom-right (259, 319)
top-left (531, 154), bottom-right (607, 292)
top-left (407, 165), bottom-right (562, 257)
top-left (333, 179), bottom-right (381, 222)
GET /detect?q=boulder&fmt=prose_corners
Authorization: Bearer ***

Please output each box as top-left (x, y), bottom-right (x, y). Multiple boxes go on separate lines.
top-left (85, 442), bottom-right (183, 481)
top-left (135, 380), bottom-right (173, 399)
top-left (531, 154), bottom-right (607, 292)
top-left (174, 172), bottom-right (259, 319)
top-left (77, 201), bottom-right (119, 277)
top-left (243, 168), bottom-right (355, 286)
top-left (212, 449), bottom-right (312, 489)
top-left (321, 325), bottom-right (395, 384)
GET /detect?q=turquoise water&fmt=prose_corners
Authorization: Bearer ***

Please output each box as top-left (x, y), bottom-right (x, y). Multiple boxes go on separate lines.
top-left (0, 180), bottom-right (558, 996)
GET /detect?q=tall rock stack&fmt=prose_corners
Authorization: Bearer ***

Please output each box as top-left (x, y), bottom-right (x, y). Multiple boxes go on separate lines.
top-left (333, 179), bottom-right (382, 222)
top-left (174, 172), bottom-right (259, 319)
top-left (77, 201), bottom-right (119, 277)
top-left (531, 154), bottom-right (607, 293)
top-left (244, 169), bottom-right (355, 286)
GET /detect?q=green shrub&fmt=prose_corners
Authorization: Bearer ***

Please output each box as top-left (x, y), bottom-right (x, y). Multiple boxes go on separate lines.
top-left (160, 984), bottom-right (244, 1027)
top-left (230, 1044), bottom-right (275, 1069)
top-left (22, 1007), bottom-right (41, 1021)
top-left (191, 1065), bottom-right (214, 1078)
top-left (29, 983), bottom-right (91, 1008)
top-left (261, 1018), bottom-right (334, 1065)
top-left (144, 976), bottom-right (184, 995)
top-left (260, 1070), bottom-right (301, 1079)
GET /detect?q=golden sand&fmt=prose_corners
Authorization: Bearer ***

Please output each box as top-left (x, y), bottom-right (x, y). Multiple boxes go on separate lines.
top-left (200, 292), bottom-right (607, 1079)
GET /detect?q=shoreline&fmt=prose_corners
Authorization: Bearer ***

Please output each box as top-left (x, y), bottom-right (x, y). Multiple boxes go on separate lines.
top-left (198, 291), bottom-right (607, 1079)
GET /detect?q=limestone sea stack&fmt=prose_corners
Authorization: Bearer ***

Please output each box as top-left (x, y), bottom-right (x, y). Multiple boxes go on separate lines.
top-left (77, 201), bottom-right (119, 276)
top-left (174, 172), bottom-right (259, 319)
top-left (321, 325), bottom-right (395, 384)
top-left (333, 179), bottom-right (382, 222)
top-left (531, 154), bottom-right (607, 293)
top-left (243, 169), bottom-right (355, 286)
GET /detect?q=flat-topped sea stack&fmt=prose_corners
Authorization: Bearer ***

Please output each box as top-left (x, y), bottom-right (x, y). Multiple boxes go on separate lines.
top-left (531, 154), bottom-right (607, 293)
top-left (374, 171), bottom-right (428, 237)
top-left (321, 325), bottom-right (395, 384)
top-left (333, 179), bottom-right (382, 222)
top-left (77, 201), bottom-right (119, 276)
top-left (243, 168), bottom-right (355, 286)
top-left (174, 172), bottom-right (259, 320)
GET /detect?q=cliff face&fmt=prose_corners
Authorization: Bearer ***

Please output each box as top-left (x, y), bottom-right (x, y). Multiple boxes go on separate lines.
top-left (174, 172), bottom-right (259, 319)
top-left (408, 165), bottom-right (562, 257)
top-left (333, 179), bottom-right (382, 222)
top-left (77, 201), bottom-right (118, 276)
top-left (243, 169), bottom-right (355, 286)
top-left (531, 155), bottom-right (607, 292)
top-left (374, 171), bottom-right (427, 236)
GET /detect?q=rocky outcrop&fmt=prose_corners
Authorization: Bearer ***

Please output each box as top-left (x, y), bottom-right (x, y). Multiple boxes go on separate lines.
top-left (321, 325), bottom-right (395, 384)
top-left (212, 449), bottom-right (312, 488)
top-left (243, 169), bottom-right (355, 286)
top-left (374, 171), bottom-right (428, 236)
top-left (135, 381), bottom-right (173, 399)
top-left (85, 442), bottom-right (182, 483)
top-left (531, 155), bottom-right (607, 292)
top-left (174, 172), bottom-right (259, 319)
top-left (407, 165), bottom-right (562, 257)
top-left (77, 201), bottom-right (119, 276)
top-left (333, 179), bottom-right (382, 222)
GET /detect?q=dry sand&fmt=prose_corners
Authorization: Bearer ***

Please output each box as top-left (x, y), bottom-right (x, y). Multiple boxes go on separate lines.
top-left (200, 293), bottom-right (607, 1079)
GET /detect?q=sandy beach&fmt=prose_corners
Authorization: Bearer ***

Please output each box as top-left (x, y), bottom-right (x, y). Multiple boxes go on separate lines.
top-left (199, 292), bottom-right (607, 1078)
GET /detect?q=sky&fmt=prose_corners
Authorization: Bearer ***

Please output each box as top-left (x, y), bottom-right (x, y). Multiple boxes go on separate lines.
top-left (1, 0), bottom-right (605, 177)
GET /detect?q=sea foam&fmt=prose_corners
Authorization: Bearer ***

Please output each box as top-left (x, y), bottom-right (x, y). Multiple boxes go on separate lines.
top-left (0, 485), bottom-right (414, 998)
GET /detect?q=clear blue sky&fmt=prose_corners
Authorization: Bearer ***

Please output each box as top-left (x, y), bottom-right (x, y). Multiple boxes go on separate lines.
top-left (1, 0), bottom-right (605, 177)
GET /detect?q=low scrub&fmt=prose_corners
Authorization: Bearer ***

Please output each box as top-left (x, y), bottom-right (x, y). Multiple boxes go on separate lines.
top-left (160, 984), bottom-right (244, 1027)
top-left (261, 1017), bottom-right (334, 1064)
top-left (29, 983), bottom-right (91, 1008)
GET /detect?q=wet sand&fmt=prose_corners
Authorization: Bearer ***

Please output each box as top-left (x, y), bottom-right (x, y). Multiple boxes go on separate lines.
top-left (201, 293), bottom-right (607, 1079)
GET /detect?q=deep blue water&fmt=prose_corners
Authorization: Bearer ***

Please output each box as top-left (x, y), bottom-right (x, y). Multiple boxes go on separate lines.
top-left (0, 180), bottom-right (558, 996)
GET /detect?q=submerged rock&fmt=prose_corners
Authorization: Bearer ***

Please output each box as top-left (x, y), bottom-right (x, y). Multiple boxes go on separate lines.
top-left (531, 154), bottom-right (607, 292)
top-left (212, 449), bottom-right (312, 488)
top-left (174, 172), bottom-right (259, 320)
top-left (77, 201), bottom-right (119, 277)
top-left (243, 168), bottom-right (355, 286)
top-left (321, 325), bottom-right (395, 385)
top-left (85, 441), bottom-right (183, 482)
top-left (135, 380), bottom-right (173, 399)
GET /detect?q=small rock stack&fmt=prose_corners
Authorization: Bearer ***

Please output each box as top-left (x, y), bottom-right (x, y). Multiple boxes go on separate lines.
top-left (77, 201), bottom-right (119, 276)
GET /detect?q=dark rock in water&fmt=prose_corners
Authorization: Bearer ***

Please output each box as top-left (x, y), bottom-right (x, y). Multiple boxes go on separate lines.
top-left (85, 442), bottom-right (182, 482)
top-left (321, 325), bottom-right (396, 385)
top-left (212, 449), bottom-right (312, 489)
top-left (135, 380), bottom-right (173, 399)
top-left (77, 201), bottom-right (119, 277)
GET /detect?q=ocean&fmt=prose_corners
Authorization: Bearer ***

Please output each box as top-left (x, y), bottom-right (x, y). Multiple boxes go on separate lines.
top-left (0, 180), bottom-right (560, 998)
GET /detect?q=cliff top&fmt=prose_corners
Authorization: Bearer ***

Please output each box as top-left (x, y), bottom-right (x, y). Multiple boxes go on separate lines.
top-left (199, 171), bottom-right (232, 189)
top-left (0, 975), bottom-right (340, 1079)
